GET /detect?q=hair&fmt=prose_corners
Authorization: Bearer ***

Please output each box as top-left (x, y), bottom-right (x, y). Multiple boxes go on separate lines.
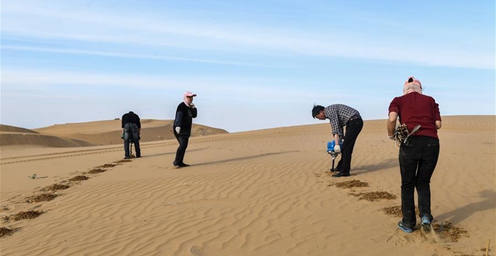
top-left (312, 105), bottom-right (325, 118)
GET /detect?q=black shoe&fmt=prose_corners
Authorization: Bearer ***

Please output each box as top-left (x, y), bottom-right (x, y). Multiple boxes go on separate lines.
top-left (330, 168), bottom-right (341, 173)
top-left (136, 155), bottom-right (141, 158)
top-left (124, 156), bottom-right (131, 159)
top-left (178, 163), bottom-right (190, 167)
top-left (332, 172), bottom-right (350, 177)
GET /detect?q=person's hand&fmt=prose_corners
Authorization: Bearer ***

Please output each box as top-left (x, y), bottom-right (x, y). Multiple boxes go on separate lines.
top-left (175, 127), bottom-right (181, 134)
top-left (334, 145), bottom-right (341, 153)
top-left (189, 103), bottom-right (195, 108)
top-left (121, 134), bottom-right (124, 139)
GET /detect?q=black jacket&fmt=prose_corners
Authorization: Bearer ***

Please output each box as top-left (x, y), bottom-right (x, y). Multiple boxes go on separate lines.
top-left (174, 102), bottom-right (197, 136)
top-left (122, 111), bottom-right (141, 141)
top-left (122, 111), bottom-right (141, 128)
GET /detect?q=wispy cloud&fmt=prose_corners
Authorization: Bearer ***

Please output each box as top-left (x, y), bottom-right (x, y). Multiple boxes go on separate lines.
top-left (2, 1), bottom-right (494, 69)
top-left (1, 68), bottom-right (334, 99)
top-left (1, 45), bottom-right (306, 69)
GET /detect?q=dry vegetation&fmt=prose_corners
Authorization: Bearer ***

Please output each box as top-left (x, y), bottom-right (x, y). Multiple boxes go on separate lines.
top-left (69, 175), bottom-right (89, 181)
top-left (4, 210), bottom-right (43, 222)
top-left (0, 227), bottom-right (17, 238)
top-left (88, 168), bottom-right (106, 174)
top-left (42, 184), bottom-right (70, 192)
top-left (26, 193), bottom-right (58, 203)
top-left (97, 164), bottom-right (116, 168)
top-left (432, 221), bottom-right (469, 242)
top-left (114, 159), bottom-right (132, 163)
top-left (332, 179), bottom-right (369, 188)
top-left (350, 191), bottom-right (397, 201)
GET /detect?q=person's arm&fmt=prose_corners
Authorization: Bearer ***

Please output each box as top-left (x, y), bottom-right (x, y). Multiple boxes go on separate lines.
top-left (387, 112), bottom-right (398, 138)
top-left (435, 120), bottom-right (442, 129)
top-left (191, 107), bottom-right (197, 118)
top-left (433, 100), bottom-right (442, 129)
top-left (327, 106), bottom-right (343, 138)
top-left (174, 110), bottom-right (184, 134)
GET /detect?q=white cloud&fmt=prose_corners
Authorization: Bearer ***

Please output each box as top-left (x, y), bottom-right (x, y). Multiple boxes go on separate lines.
top-left (2, 1), bottom-right (494, 70)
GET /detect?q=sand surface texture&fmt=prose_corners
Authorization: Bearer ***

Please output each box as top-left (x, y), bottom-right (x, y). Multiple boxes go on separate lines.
top-left (1, 116), bottom-right (494, 256)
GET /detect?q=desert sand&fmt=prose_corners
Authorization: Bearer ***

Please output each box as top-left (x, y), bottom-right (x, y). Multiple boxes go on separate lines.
top-left (0, 116), bottom-right (494, 256)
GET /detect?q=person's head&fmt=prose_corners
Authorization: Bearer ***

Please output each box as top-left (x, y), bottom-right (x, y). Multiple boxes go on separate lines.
top-left (312, 105), bottom-right (326, 120)
top-left (403, 76), bottom-right (423, 95)
top-left (183, 91), bottom-right (197, 104)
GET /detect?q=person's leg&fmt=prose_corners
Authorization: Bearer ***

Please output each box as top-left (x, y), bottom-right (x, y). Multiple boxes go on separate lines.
top-left (178, 136), bottom-right (190, 164)
top-left (416, 137), bottom-right (439, 222)
top-left (124, 139), bottom-right (130, 158)
top-left (338, 119), bottom-right (363, 174)
top-left (399, 139), bottom-right (421, 229)
top-left (130, 127), bottom-right (139, 157)
top-left (134, 139), bottom-right (141, 157)
top-left (174, 135), bottom-right (189, 166)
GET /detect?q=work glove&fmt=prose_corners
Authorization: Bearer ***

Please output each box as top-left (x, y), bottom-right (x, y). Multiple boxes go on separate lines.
top-left (189, 103), bottom-right (195, 108)
top-left (175, 127), bottom-right (181, 134)
top-left (334, 144), bottom-right (341, 153)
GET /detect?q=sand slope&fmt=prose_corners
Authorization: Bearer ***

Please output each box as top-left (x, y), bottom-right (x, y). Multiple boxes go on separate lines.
top-left (0, 120), bottom-right (228, 149)
top-left (0, 115), bottom-right (494, 256)
top-left (0, 124), bottom-right (93, 148)
top-left (35, 119), bottom-right (228, 146)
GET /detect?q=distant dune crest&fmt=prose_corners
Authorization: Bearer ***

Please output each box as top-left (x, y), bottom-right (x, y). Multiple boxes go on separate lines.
top-left (1, 120), bottom-right (228, 148)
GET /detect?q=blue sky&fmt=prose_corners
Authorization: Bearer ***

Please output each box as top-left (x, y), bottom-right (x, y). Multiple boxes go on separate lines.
top-left (1, 0), bottom-right (495, 132)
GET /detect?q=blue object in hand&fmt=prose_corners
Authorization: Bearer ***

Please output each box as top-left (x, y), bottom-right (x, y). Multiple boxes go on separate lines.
top-left (327, 141), bottom-right (335, 152)
top-left (327, 140), bottom-right (343, 152)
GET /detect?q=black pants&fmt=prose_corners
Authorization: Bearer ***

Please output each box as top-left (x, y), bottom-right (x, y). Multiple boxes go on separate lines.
top-left (124, 138), bottom-right (140, 158)
top-left (399, 136), bottom-right (440, 228)
top-left (124, 123), bottom-right (140, 158)
top-left (335, 118), bottom-right (363, 174)
top-left (174, 134), bottom-right (189, 165)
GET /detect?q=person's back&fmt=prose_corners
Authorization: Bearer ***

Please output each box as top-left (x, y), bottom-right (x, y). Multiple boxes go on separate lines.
top-left (122, 111), bottom-right (141, 129)
top-left (389, 92), bottom-right (440, 139)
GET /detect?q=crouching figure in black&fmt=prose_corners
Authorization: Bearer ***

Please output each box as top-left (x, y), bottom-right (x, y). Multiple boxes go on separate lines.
top-left (122, 111), bottom-right (141, 159)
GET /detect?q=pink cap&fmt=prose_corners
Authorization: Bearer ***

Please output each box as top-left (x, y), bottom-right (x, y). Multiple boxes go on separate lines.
top-left (404, 76), bottom-right (422, 88)
top-left (184, 91), bottom-right (197, 97)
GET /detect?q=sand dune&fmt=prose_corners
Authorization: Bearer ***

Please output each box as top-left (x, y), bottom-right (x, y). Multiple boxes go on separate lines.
top-left (0, 115), bottom-right (494, 256)
top-left (1, 120), bottom-right (228, 148)
top-left (0, 124), bottom-right (93, 148)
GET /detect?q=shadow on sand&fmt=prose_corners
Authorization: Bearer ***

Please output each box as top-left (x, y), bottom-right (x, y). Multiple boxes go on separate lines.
top-left (193, 150), bottom-right (300, 166)
top-left (435, 190), bottom-right (495, 225)
top-left (352, 158), bottom-right (398, 174)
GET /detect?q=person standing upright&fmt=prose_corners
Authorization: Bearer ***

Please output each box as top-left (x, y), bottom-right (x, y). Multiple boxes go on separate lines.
top-left (122, 111), bottom-right (141, 159)
top-left (173, 91), bottom-right (198, 168)
top-left (312, 104), bottom-right (363, 177)
top-left (387, 76), bottom-right (442, 233)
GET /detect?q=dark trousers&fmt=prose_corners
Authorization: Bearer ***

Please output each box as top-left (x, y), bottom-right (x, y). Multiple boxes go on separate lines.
top-left (399, 136), bottom-right (439, 228)
top-left (123, 123), bottom-right (140, 158)
top-left (336, 118), bottom-right (363, 174)
top-left (124, 137), bottom-right (140, 158)
top-left (174, 134), bottom-right (189, 165)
